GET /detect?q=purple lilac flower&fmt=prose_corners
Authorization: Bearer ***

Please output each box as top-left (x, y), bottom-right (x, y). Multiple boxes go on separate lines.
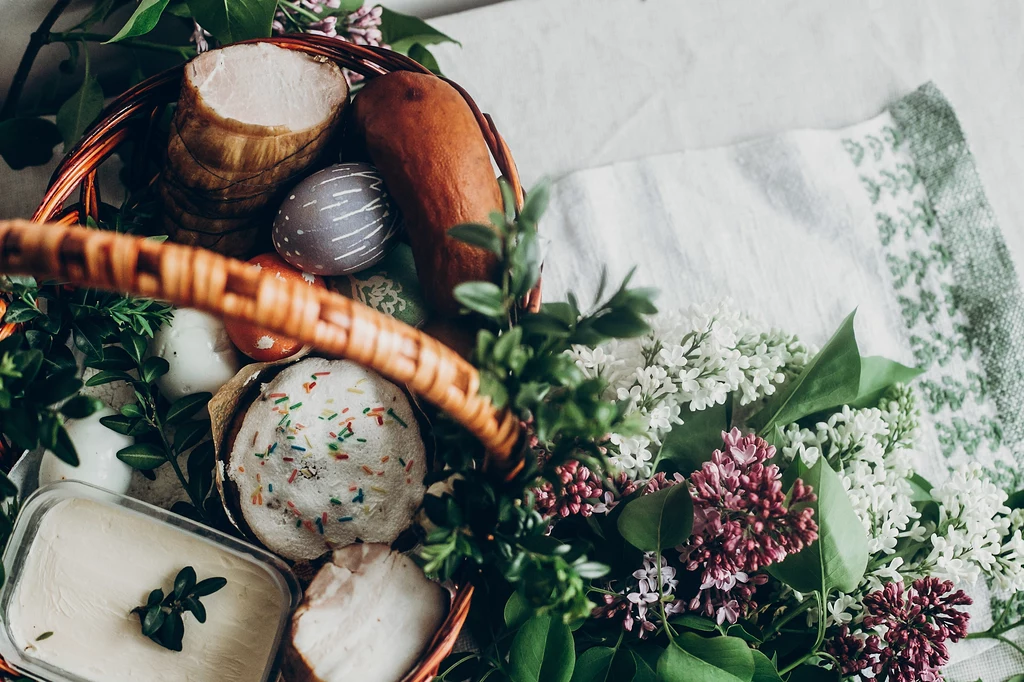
top-left (676, 428), bottom-right (818, 624)
top-left (861, 578), bottom-right (971, 682)
top-left (592, 553), bottom-right (683, 638)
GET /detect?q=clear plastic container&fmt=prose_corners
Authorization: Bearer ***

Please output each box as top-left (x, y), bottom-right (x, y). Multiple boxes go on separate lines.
top-left (0, 481), bottom-right (300, 682)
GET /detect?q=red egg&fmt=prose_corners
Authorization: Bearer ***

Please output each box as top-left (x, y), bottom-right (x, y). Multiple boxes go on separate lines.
top-left (225, 253), bottom-right (325, 361)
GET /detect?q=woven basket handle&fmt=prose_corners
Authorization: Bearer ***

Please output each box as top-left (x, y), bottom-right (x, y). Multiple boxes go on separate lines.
top-left (0, 219), bottom-right (523, 475)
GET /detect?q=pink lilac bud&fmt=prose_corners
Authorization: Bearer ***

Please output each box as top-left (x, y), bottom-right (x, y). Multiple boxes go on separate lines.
top-left (858, 578), bottom-right (971, 682)
top-left (824, 625), bottom-right (882, 677)
top-left (676, 428), bottom-right (818, 624)
top-left (534, 460), bottom-right (609, 519)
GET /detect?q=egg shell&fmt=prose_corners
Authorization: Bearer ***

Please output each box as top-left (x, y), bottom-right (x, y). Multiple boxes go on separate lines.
top-left (39, 406), bottom-right (134, 494)
top-left (272, 162), bottom-right (402, 276)
top-left (330, 242), bottom-right (427, 328)
top-left (225, 253), bottom-right (325, 361)
top-left (151, 308), bottom-right (241, 401)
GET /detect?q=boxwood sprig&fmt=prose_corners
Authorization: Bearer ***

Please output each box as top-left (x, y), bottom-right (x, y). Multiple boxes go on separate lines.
top-left (130, 566), bottom-right (226, 652)
top-left (418, 180), bottom-right (658, 623)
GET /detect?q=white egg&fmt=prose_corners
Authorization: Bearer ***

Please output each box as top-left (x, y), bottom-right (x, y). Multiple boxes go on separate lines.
top-left (39, 407), bottom-right (134, 494)
top-left (150, 308), bottom-right (241, 401)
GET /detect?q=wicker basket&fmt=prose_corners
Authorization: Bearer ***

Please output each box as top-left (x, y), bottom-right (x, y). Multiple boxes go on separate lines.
top-left (0, 35), bottom-right (530, 681)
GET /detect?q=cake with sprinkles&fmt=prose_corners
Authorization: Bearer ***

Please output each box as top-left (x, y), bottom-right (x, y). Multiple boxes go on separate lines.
top-left (225, 357), bottom-right (426, 561)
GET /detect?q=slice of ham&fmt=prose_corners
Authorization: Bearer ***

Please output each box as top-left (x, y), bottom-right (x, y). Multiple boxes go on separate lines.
top-left (283, 544), bottom-right (448, 682)
top-left (159, 42), bottom-right (348, 257)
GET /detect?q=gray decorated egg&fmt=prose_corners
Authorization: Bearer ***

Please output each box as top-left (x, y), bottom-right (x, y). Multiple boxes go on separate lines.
top-left (273, 162), bottom-right (402, 275)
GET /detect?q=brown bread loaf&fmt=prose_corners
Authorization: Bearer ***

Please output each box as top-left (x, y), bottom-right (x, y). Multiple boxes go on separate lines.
top-left (351, 71), bottom-right (502, 317)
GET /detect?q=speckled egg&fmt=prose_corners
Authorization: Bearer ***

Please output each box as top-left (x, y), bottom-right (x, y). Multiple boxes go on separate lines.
top-left (224, 253), bottom-right (326, 361)
top-left (272, 162), bottom-right (402, 276)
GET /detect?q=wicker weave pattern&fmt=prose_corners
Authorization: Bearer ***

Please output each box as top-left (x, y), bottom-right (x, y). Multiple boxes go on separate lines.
top-left (0, 219), bottom-right (522, 464)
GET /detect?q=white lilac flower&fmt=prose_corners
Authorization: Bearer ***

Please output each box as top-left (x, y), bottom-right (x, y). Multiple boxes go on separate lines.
top-left (826, 592), bottom-right (862, 627)
top-left (923, 464), bottom-right (1024, 590)
top-left (779, 387), bottom-right (924, 556)
top-left (572, 300), bottom-right (812, 480)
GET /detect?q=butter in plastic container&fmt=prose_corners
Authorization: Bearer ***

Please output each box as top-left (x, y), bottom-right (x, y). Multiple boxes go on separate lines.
top-left (0, 481), bottom-right (299, 682)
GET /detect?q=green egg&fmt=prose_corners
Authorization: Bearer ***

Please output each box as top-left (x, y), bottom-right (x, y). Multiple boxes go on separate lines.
top-left (333, 243), bottom-right (427, 328)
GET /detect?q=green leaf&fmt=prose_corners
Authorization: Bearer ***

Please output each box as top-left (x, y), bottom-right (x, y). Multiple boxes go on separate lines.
top-left (448, 224), bottom-right (502, 256)
top-left (188, 0), bottom-right (277, 43)
top-left (186, 441), bottom-right (216, 500)
top-left (141, 605), bottom-right (165, 637)
top-left (56, 74), bottom-right (104, 151)
top-left (750, 650), bottom-right (783, 682)
top-left (508, 615), bottom-right (575, 682)
top-left (748, 311), bottom-right (861, 434)
top-left (30, 373), bottom-right (83, 406)
top-left (407, 43), bottom-right (442, 75)
top-left (511, 229), bottom-right (542, 298)
top-left (142, 356), bottom-right (170, 384)
top-left (51, 424), bottom-right (79, 466)
top-left (519, 180), bottom-right (551, 226)
top-left (851, 356), bottom-right (923, 408)
top-left (906, 473), bottom-right (934, 502)
top-left (3, 407), bottom-right (39, 452)
top-left (61, 395), bottom-right (102, 420)
top-left (0, 117), bottom-right (62, 170)
top-left (191, 576), bottom-right (227, 597)
top-left (159, 611), bottom-right (184, 651)
top-left (657, 634), bottom-right (755, 682)
top-left (590, 309), bottom-right (650, 339)
top-left (671, 614), bottom-right (719, 633)
top-left (379, 7), bottom-right (460, 53)
top-left (107, 0), bottom-right (172, 42)
top-left (86, 370), bottom-right (134, 387)
top-left (166, 393), bottom-right (212, 425)
top-left (86, 346), bottom-right (136, 371)
top-left (116, 443), bottom-right (166, 470)
top-left (504, 590), bottom-right (531, 630)
top-left (1007, 489), bottom-right (1024, 510)
top-left (658, 402), bottom-right (728, 476)
top-left (174, 419), bottom-right (209, 453)
top-left (632, 645), bottom-right (660, 682)
top-left (616, 483), bottom-right (694, 552)
top-left (173, 566), bottom-right (196, 598)
top-left (786, 665), bottom-right (838, 681)
top-left (184, 595), bottom-right (207, 623)
top-left (100, 414), bottom-right (135, 435)
top-left (569, 643), bottom-right (630, 679)
top-left (3, 301), bottom-right (40, 324)
top-left (453, 282), bottom-right (505, 318)
top-left (147, 588), bottom-right (164, 606)
top-left (121, 330), bottom-right (147, 365)
top-left (767, 457), bottom-right (868, 594)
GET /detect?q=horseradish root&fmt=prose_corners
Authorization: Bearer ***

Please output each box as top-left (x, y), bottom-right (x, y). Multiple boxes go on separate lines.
top-left (283, 544), bottom-right (448, 682)
top-left (351, 71), bottom-right (503, 316)
top-left (159, 43), bottom-right (348, 257)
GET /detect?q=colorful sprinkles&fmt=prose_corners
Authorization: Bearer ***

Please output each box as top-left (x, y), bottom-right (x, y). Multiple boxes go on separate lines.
top-left (238, 367), bottom-right (424, 544)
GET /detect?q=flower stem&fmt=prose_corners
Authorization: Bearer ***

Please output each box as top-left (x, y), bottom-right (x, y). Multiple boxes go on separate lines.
top-left (764, 596), bottom-right (816, 637)
top-left (1, 0), bottom-right (74, 120)
top-left (278, 0), bottom-right (325, 24)
top-left (146, 409), bottom-right (206, 517)
top-left (779, 591), bottom-right (828, 675)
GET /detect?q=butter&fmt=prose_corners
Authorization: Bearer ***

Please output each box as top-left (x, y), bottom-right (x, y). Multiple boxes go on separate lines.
top-left (6, 497), bottom-right (289, 682)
